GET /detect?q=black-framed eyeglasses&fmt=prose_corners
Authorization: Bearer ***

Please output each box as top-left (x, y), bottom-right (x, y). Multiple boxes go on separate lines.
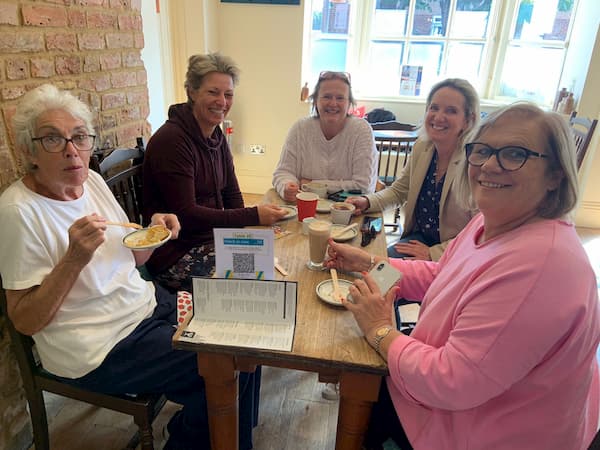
top-left (32, 135), bottom-right (96, 153)
top-left (318, 71), bottom-right (351, 83)
top-left (465, 142), bottom-right (548, 171)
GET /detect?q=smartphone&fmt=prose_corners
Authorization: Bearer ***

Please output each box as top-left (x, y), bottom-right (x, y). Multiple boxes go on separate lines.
top-left (361, 216), bottom-right (382, 233)
top-left (369, 260), bottom-right (402, 295)
top-left (347, 260), bottom-right (402, 303)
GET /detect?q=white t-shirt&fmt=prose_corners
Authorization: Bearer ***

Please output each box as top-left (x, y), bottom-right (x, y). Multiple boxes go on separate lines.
top-left (0, 171), bottom-right (156, 378)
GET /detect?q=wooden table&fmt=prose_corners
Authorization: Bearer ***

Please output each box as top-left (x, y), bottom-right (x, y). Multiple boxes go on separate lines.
top-left (174, 190), bottom-right (390, 450)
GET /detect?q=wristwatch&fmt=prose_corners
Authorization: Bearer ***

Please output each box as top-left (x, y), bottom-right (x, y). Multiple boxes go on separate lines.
top-left (372, 326), bottom-right (393, 354)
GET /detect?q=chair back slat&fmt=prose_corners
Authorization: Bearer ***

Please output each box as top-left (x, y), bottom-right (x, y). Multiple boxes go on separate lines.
top-left (95, 138), bottom-right (145, 224)
top-left (569, 112), bottom-right (598, 170)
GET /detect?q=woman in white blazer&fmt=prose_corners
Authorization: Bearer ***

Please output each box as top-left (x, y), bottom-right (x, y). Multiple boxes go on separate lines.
top-left (348, 78), bottom-right (480, 261)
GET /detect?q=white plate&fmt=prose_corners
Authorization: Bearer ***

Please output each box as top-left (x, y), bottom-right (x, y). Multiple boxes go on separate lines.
top-left (331, 224), bottom-right (358, 242)
top-left (316, 278), bottom-right (353, 306)
top-left (279, 205), bottom-right (297, 220)
top-left (123, 226), bottom-right (171, 251)
top-left (316, 199), bottom-right (333, 213)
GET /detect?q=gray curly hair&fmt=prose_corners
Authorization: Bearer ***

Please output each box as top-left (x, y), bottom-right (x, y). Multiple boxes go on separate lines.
top-left (12, 84), bottom-right (95, 172)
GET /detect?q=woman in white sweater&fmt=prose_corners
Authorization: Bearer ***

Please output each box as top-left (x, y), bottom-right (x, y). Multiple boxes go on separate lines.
top-left (272, 72), bottom-right (378, 201)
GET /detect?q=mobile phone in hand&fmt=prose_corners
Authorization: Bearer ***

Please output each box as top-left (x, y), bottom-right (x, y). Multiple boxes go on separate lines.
top-left (369, 260), bottom-right (402, 295)
top-left (348, 260), bottom-right (402, 303)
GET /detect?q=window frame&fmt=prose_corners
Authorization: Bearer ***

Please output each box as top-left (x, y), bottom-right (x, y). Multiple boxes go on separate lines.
top-left (302, 0), bottom-right (580, 107)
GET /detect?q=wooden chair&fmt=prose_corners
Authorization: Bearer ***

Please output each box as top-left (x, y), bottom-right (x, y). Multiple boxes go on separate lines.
top-left (371, 123), bottom-right (418, 232)
top-left (92, 137), bottom-right (146, 224)
top-left (569, 112), bottom-right (597, 170)
top-left (0, 281), bottom-right (166, 450)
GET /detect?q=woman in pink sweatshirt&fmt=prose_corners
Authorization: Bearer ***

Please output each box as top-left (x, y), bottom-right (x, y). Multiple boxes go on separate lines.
top-left (326, 102), bottom-right (599, 450)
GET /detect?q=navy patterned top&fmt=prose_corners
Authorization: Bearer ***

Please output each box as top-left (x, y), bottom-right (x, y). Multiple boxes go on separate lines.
top-left (414, 151), bottom-right (445, 246)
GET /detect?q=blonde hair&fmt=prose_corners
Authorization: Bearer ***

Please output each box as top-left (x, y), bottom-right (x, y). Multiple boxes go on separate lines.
top-left (419, 78), bottom-right (480, 155)
top-left (184, 53), bottom-right (240, 102)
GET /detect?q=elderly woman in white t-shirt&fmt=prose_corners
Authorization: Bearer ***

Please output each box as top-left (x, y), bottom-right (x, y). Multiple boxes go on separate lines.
top-left (272, 71), bottom-right (378, 201)
top-left (0, 84), bottom-right (257, 450)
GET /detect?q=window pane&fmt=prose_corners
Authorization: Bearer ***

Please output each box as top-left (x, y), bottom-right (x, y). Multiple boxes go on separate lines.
top-left (364, 41), bottom-right (404, 96)
top-left (413, 0), bottom-right (449, 37)
top-left (317, 0), bottom-right (351, 34)
top-left (513, 0), bottom-right (573, 41)
top-left (498, 45), bottom-right (564, 105)
top-left (309, 38), bottom-right (348, 80)
top-left (407, 42), bottom-right (443, 95)
top-left (446, 42), bottom-right (484, 82)
top-left (373, 0), bottom-right (409, 36)
top-left (450, 0), bottom-right (492, 39)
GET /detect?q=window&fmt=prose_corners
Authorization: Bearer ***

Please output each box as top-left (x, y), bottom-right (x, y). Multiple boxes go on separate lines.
top-left (304, 0), bottom-right (578, 106)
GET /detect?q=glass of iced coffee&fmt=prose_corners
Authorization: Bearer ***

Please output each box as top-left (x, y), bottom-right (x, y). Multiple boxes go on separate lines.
top-left (307, 220), bottom-right (331, 271)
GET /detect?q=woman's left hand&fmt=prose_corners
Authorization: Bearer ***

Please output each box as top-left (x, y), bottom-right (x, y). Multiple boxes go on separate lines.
top-left (393, 240), bottom-right (431, 260)
top-left (343, 272), bottom-right (398, 339)
top-left (150, 213), bottom-right (181, 239)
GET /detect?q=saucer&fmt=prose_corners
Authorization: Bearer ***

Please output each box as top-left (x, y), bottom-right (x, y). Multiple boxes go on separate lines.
top-left (316, 199), bottom-right (333, 213)
top-left (331, 224), bottom-right (358, 242)
top-left (316, 278), bottom-right (353, 306)
top-left (279, 205), bottom-right (298, 220)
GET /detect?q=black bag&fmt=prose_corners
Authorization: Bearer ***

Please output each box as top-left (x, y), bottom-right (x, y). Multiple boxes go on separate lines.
top-left (366, 108), bottom-right (396, 124)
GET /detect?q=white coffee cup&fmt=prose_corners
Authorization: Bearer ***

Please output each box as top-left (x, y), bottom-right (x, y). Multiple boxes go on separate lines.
top-left (301, 182), bottom-right (328, 199)
top-left (330, 202), bottom-right (356, 225)
top-left (301, 217), bottom-right (316, 235)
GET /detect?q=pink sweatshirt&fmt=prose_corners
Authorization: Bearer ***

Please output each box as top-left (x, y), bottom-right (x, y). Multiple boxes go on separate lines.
top-left (388, 214), bottom-right (599, 450)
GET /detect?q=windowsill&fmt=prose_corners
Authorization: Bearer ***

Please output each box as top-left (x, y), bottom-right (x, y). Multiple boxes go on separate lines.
top-left (355, 94), bottom-right (519, 110)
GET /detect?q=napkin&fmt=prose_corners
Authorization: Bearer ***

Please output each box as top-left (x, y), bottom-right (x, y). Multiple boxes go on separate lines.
top-left (177, 291), bottom-right (193, 324)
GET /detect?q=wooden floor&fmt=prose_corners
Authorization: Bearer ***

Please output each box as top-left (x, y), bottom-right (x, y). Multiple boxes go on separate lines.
top-left (33, 366), bottom-right (339, 450)
top-left (25, 194), bottom-right (600, 450)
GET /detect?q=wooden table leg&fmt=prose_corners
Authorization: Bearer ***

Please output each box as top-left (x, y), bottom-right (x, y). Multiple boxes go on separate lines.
top-left (197, 353), bottom-right (239, 450)
top-left (335, 372), bottom-right (382, 450)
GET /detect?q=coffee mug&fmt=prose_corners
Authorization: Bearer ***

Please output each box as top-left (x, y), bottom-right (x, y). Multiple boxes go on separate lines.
top-left (330, 202), bottom-right (356, 225)
top-left (296, 192), bottom-right (319, 222)
top-left (307, 220), bottom-right (331, 271)
top-left (301, 182), bottom-right (328, 199)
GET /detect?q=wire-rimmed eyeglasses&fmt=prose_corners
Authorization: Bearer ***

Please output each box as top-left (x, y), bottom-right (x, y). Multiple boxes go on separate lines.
top-left (32, 135), bottom-right (96, 153)
top-left (318, 71), bottom-right (351, 83)
top-left (465, 142), bottom-right (548, 171)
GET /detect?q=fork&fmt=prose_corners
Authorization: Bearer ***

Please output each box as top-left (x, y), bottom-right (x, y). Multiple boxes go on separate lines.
top-left (105, 221), bottom-right (143, 229)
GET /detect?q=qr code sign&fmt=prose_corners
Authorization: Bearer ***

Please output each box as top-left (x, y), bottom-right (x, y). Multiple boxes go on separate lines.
top-left (233, 253), bottom-right (255, 274)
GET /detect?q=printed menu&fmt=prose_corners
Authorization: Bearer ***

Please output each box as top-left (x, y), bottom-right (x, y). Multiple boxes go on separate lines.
top-left (174, 277), bottom-right (297, 352)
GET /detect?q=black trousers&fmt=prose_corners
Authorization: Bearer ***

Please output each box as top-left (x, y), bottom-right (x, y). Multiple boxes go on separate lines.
top-left (364, 379), bottom-right (414, 450)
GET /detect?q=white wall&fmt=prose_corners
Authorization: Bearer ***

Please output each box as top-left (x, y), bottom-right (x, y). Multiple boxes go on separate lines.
top-left (140, 1), bottom-right (167, 133)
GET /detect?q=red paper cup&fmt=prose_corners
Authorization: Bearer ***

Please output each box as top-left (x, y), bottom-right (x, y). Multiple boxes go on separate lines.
top-left (296, 192), bottom-right (319, 222)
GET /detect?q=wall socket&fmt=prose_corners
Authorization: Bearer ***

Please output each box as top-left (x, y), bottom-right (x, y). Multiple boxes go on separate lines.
top-left (249, 144), bottom-right (265, 155)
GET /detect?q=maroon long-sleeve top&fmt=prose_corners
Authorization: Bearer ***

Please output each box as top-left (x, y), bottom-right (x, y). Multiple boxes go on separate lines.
top-left (142, 102), bottom-right (259, 275)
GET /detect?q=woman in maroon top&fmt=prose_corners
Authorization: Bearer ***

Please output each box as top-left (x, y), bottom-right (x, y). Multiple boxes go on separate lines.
top-left (143, 53), bottom-right (286, 291)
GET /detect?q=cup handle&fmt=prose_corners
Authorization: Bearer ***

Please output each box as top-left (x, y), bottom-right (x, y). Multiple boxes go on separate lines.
top-left (301, 184), bottom-right (308, 192)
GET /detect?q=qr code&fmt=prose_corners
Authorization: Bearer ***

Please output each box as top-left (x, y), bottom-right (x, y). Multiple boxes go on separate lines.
top-left (233, 253), bottom-right (255, 274)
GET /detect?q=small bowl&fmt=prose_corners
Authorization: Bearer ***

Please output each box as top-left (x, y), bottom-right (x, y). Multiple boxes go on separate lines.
top-left (316, 278), bottom-right (353, 306)
top-left (123, 226), bottom-right (171, 251)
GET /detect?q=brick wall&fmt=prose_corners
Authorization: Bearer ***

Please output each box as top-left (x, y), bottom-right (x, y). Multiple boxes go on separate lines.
top-left (0, 1), bottom-right (149, 448)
